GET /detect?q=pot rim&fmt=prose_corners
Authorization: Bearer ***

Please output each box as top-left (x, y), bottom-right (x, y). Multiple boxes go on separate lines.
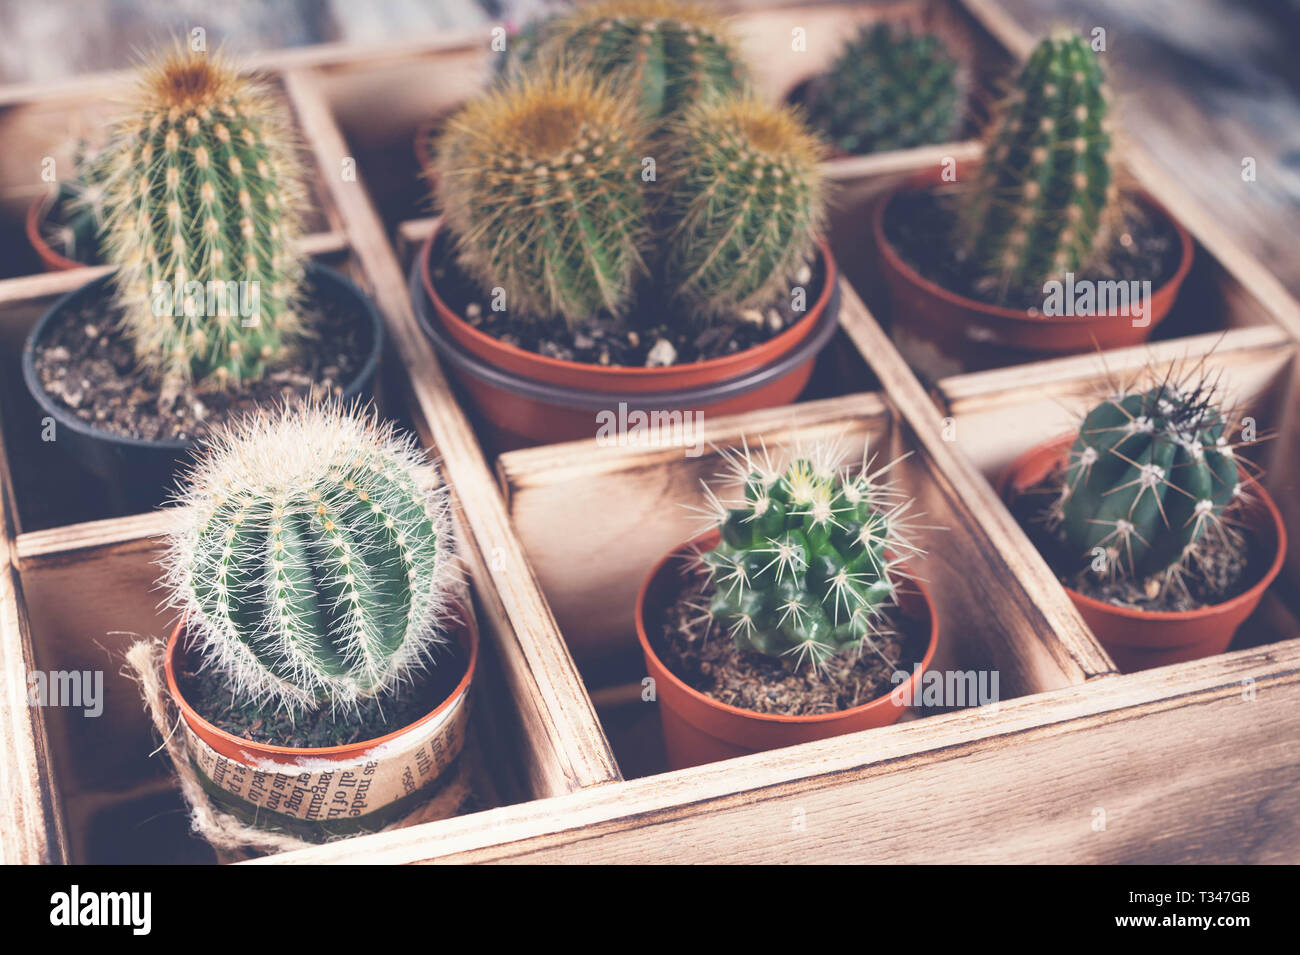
top-left (1002, 433), bottom-right (1288, 623)
top-left (164, 602), bottom-right (479, 761)
top-left (21, 260), bottom-right (386, 454)
top-left (26, 190), bottom-right (84, 272)
top-left (872, 175), bottom-right (1196, 326)
top-left (635, 530), bottom-right (941, 727)
top-left (418, 216), bottom-right (838, 381)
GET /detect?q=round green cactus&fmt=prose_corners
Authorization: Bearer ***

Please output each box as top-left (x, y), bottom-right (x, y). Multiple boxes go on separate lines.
top-left (807, 23), bottom-right (962, 155)
top-left (163, 403), bottom-right (456, 711)
top-left (957, 29), bottom-right (1115, 296)
top-left (1056, 381), bottom-right (1242, 581)
top-left (661, 93), bottom-right (826, 318)
top-left (435, 67), bottom-right (650, 326)
top-left (101, 45), bottom-right (306, 388)
top-left (699, 442), bottom-right (917, 668)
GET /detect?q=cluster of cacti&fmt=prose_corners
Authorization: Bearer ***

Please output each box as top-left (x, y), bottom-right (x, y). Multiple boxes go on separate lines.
top-left (44, 139), bottom-right (112, 261)
top-left (956, 29), bottom-right (1116, 297)
top-left (806, 23), bottom-right (962, 155)
top-left (698, 442), bottom-right (918, 668)
top-left (163, 403), bottom-right (456, 711)
top-left (1054, 378), bottom-right (1243, 582)
top-left (101, 45), bottom-right (307, 388)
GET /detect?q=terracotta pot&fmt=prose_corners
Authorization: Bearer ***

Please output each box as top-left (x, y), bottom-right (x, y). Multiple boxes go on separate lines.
top-left (636, 531), bottom-right (940, 770)
top-left (164, 606), bottom-right (477, 839)
top-left (1000, 435), bottom-right (1287, 673)
top-left (873, 170), bottom-right (1195, 377)
top-left (26, 193), bottom-right (82, 272)
top-left (413, 220), bottom-right (841, 447)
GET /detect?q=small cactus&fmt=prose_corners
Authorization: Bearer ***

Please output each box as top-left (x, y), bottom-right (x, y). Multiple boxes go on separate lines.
top-left (806, 23), bottom-right (963, 155)
top-left (545, 0), bottom-right (747, 125)
top-left (435, 67), bottom-right (650, 326)
top-left (101, 44), bottom-right (307, 388)
top-left (956, 29), bottom-right (1116, 298)
top-left (1054, 376), bottom-right (1245, 582)
top-left (163, 403), bottom-right (456, 711)
top-left (44, 139), bottom-right (112, 262)
top-left (661, 93), bottom-right (826, 318)
top-left (696, 441), bottom-right (920, 668)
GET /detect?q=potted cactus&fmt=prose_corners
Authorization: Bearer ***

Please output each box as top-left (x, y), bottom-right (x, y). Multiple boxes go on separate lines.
top-left (413, 59), bottom-right (838, 448)
top-left (1001, 370), bottom-right (1285, 672)
top-left (26, 138), bottom-right (111, 271)
top-left (792, 22), bottom-right (965, 156)
top-left (635, 441), bottom-right (939, 769)
top-left (157, 403), bottom-right (476, 841)
top-left (873, 30), bottom-right (1194, 378)
top-left (21, 45), bottom-right (383, 514)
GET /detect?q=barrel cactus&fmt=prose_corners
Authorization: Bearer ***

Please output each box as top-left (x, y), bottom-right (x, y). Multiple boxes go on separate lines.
top-left (661, 92), bottom-right (826, 319)
top-left (436, 68), bottom-right (649, 326)
top-left (1054, 380), bottom-right (1243, 581)
top-left (101, 45), bottom-right (306, 388)
top-left (163, 403), bottom-right (456, 711)
top-left (545, 0), bottom-right (747, 125)
top-left (699, 442), bottom-right (917, 668)
top-left (806, 23), bottom-right (962, 155)
top-left (956, 29), bottom-right (1116, 297)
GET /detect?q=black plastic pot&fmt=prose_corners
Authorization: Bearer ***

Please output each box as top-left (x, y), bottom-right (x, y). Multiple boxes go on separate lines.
top-left (22, 262), bottom-right (385, 516)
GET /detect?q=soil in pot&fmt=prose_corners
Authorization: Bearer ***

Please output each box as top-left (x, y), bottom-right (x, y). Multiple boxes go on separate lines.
top-left (176, 639), bottom-right (468, 749)
top-left (427, 227), bottom-right (823, 368)
top-left (882, 188), bottom-right (1183, 312)
top-left (652, 573), bottom-right (930, 716)
top-left (1008, 464), bottom-right (1268, 613)
top-left (31, 274), bottom-right (371, 443)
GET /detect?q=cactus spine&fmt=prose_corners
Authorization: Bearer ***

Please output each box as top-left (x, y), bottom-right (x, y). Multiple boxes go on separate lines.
top-left (435, 68), bottom-right (649, 326)
top-left (957, 30), bottom-right (1116, 297)
top-left (661, 93), bottom-right (826, 318)
top-left (102, 45), bottom-right (306, 388)
top-left (807, 23), bottom-right (962, 155)
top-left (163, 404), bottom-right (456, 711)
top-left (1055, 378), bottom-right (1243, 582)
top-left (699, 441), bottom-right (919, 668)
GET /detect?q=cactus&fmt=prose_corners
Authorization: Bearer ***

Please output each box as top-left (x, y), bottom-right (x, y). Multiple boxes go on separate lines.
top-left (1054, 377), bottom-right (1244, 582)
top-left (956, 29), bottom-right (1116, 298)
top-left (43, 139), bottom-right (112, 262)
top-left (162, 403), bottom-right (456, 711)
top-left (101, 45), bottom-right (307, 388)
top-left (435, 67), bottom-right (650, 326)
top-left (661, 92), bottom-right (826, 319)
top-left (696, 441), bottom-right (920, 668)
top-left (544, 0), bottom-right (746, 124)
top-left (806, 23), bottom-right (962, 155)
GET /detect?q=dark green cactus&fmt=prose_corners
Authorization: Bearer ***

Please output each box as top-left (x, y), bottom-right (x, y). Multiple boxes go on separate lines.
top-left (700, 443), bottom-right (916, 668)
top-left (43, 139), bottom-right (111, 263)
top-left (101, 45), bottom-right (306, 388)
top-left (1056, 380), bottom-right (1242, 581)
top-left (806, 23), bottom-right (962, 155)
top-left (163, 404), bottom-right (456, 710)
top-left (957, 29), bottom-right (1116, 297)
top-left (661, 93), bottom-right (825, 319)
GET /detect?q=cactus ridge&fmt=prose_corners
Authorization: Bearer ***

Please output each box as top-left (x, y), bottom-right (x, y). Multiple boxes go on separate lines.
top-left (692, 439), bottom-right (922, 669)
top-left (809, 23), bottom-right (962, 155)
top-left (957, 29), bottom-right (1116, 297)
top-left (661, 92), bottom-right (826, 318)
top-left (163, 402), bottom-right (457, 712)
top-left (101, 44), bottom-right (307, 388)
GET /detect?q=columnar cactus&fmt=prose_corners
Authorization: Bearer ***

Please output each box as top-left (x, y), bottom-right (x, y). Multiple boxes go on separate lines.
top-left (545, 0), bottom-right (747, 125)
top-left (163, 403), bottom-right (456, 711)
top-left (102, 45), bottom-right (306, 387)
top-left (699, 442), bottom-right (918, 667)
top-left (435, 68), bottom-right (649, 325)
top-left (807, 23), bottom-right (962, 155)
top-left (956, 30), bottom-right (1116, 297)
top-left (1055, 380), bottom-right (1243, 581)
top-left (661, 93), bottom-right (826, 318)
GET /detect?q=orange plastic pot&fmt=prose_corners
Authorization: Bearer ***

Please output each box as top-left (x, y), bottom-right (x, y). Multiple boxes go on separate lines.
top-left (636, 532), bottom-right (940, 770)
top-left (26, 193), bottom-right (82, 272)
top-left (1001, 435), bottom-right (1286, 673)
top-left (874, 170), bottom-right (1195, 375)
